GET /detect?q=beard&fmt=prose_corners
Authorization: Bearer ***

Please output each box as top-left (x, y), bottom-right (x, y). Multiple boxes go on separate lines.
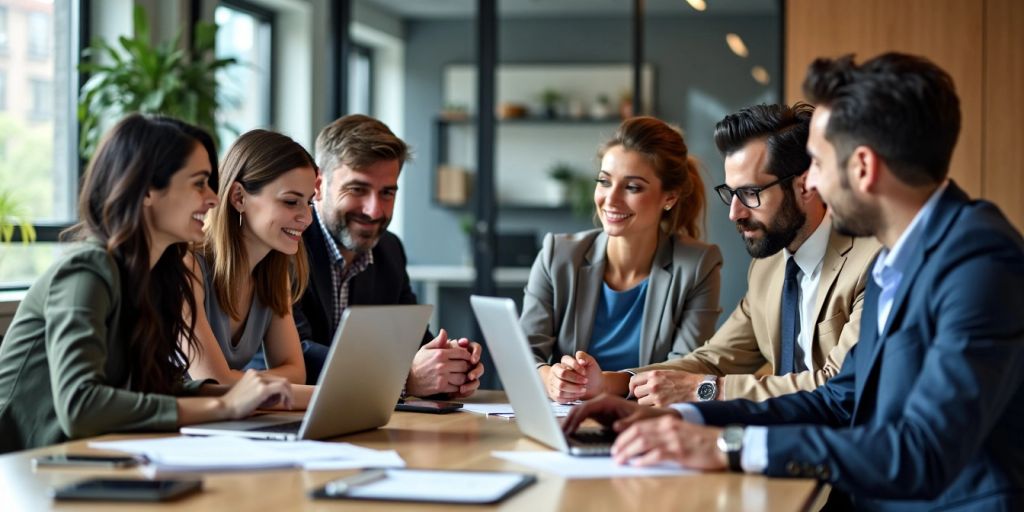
top-left (828, 196), bottom-right (878, 238)
top-left (330, 212), bottom-right (390, 254)
top-left (827, 172), bottom-right (880, 238)
top-left (736, 190), bottom-right (807, 258)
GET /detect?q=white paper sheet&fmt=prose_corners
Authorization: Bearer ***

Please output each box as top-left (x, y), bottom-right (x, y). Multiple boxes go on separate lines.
top-left (89, 436), bottom-right (405, 472)
top-left (492, 451), bottom-right (695, 479)
top-left (339, 469), bottom-right (529, 503)
top-left (460, 401), bottom-right (578, 418)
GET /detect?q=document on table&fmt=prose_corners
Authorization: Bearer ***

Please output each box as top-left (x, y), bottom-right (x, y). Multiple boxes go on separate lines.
top-left (460, 401), bottom-right (579, 418)
top-left (492, 451), bottom-right (695, 479)
top-left (89, 436), bottom-right (404, 472)
top-left (311, 469), bottom-right (535, 504)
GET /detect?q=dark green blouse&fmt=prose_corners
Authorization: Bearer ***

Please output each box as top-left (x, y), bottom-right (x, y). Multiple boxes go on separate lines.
top-left (0, 242), bottom-right (204, 453)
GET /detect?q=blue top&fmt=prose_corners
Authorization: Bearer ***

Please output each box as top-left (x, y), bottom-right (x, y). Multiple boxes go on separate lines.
top-left (587, 279), bottom-right (648, 370)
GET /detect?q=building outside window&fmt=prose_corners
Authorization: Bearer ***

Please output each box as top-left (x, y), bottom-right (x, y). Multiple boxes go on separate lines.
top-left (0, 0), bottom-right (77, 288)
top-left (27, 10), bottom-right (48, 59)
top-left (215, 1), bottom-right (273, 153)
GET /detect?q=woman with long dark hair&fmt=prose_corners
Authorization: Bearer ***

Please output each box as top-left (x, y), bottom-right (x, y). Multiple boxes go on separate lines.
top-left (0, 114), bottom-right (293, 453)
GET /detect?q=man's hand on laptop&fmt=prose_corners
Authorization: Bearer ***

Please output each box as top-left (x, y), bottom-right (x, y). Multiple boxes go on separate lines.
top-left (220, 370), bottom-right (295, 419)
top-left (629, 370), bottom-right (705, 407)
top-left (562, 394), bottom-right (680, 436)
top-left (560, 394), bottom-right (726, 470)
top-left (407, 329), bottom-right (481, 397)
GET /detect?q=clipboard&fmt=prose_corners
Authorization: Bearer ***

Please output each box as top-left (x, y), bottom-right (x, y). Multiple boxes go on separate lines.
top-left (310, 468), bottom-right (536, 505)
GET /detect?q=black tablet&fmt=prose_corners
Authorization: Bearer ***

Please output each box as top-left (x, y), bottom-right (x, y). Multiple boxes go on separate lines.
top-left (52, 478), bottom-right (202, 502)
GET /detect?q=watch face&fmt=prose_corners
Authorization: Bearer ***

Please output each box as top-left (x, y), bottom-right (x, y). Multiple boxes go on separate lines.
top-left (697, 382), bottom-right (716, 401)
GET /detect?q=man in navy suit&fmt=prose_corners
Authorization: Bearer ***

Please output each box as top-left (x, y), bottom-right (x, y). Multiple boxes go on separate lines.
top-left (564, 53), bottom-right (1024, 510)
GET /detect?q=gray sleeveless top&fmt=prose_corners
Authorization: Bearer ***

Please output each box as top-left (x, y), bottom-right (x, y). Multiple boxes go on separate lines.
top-left (196, 254), bottom-right (273, 370)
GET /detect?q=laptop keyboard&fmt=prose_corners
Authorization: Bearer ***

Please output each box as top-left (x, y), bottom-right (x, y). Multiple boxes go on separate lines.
top-left (570, 429), bottom-right (618, 445)
top-left (249, 421), bottom-right (302, 434)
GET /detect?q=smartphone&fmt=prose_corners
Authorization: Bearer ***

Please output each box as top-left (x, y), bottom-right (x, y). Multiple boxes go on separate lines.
top-left (52, 478), bottom-right (202, 502)
top-left (33, 454), bottom-right (143, 469)
top-left (395, 399), bottom-right (464, 414)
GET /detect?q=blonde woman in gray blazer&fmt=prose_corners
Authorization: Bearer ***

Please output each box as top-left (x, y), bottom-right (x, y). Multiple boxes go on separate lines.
top-left (521, 117), bottom-right (723, 402)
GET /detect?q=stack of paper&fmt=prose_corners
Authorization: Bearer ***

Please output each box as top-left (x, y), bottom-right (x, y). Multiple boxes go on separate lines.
top-left (89, 436), bottom-right (404, 473)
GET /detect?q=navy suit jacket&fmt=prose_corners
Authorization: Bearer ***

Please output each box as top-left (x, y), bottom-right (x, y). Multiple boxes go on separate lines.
top-left (293, 211), bottom-right (432, 361)
top-left (694, 182), bottom-right (1024, 510)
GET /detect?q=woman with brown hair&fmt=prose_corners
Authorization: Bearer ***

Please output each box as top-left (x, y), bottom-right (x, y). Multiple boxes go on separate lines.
top-left (0, 115), bottom-right (294, 453)
top-left (521, 116), bottom-right (723, 402)
top-left (182, 129), bottom-right (317, 388)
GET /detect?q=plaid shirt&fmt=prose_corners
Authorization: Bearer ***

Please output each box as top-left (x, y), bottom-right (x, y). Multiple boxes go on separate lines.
top-left (315, 205), bottom-right (373, 333)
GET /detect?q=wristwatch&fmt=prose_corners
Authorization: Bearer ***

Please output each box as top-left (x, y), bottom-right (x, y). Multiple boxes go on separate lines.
top-left (717, 425), bottom-right (744, 472)
top-left (696, 375), bottom-right (718, 401)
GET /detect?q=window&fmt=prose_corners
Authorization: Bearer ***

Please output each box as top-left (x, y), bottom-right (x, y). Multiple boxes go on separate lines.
top-left (0, 7), bottom-right (9, 53)
top-left (27, 11), bottom-right (49, 59)
top-left (28, 78), bottom-right (52, 119)
top-left (0, 0), bottom-right (78, 287)
top-left (348, 44), bottom-right (373, 115)
top-left (215, 1), bottom-right (273, 153)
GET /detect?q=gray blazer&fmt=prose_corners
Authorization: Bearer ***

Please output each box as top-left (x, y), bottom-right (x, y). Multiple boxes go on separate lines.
top-left (520, 229), bottom-right (723, 368)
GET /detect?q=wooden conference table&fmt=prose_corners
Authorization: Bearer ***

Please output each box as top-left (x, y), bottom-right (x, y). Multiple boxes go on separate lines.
top-left (0, 391), bottom-right (824, 511)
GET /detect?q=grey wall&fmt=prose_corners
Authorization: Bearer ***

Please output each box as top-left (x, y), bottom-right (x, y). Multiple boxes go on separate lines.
top-left (400, 15), bottom-right (780, 333)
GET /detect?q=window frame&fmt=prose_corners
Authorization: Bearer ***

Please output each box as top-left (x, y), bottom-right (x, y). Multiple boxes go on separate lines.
top-left (217, 0), bottom-right (276, 132)
top-left (349, 42), bottom-right (374, 116)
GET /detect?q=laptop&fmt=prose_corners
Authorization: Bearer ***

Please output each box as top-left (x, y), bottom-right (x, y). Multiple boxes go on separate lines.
top-left (469, 295), bottom-right (616, 456)
top-left (180, 305), bottom-right (432, 441)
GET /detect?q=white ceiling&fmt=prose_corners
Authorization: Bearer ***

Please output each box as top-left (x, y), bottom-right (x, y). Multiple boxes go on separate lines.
top-left (361, 0), bottom-right (778, 20)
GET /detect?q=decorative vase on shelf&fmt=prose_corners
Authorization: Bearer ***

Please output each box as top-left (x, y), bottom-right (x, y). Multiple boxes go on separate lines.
top-left (590, 95), bottom-right (611, 119)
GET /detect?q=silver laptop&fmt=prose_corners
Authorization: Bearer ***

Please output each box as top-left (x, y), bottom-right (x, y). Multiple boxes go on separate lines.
top-left (181, 305), bottom-right (432, 441)
top-left (469, 295), bottom-right (615, 456)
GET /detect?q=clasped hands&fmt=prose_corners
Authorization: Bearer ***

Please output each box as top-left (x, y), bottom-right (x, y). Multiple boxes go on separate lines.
top-left (407, 328), bottom-right (485, 398)
top-left (540, 350), bottom-right (710, 407)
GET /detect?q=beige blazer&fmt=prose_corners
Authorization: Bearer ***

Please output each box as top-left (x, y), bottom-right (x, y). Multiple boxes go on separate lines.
top-left (635, 229), bottom-right (881, 401)
top-left (520, 229), bottom-right (723, 368)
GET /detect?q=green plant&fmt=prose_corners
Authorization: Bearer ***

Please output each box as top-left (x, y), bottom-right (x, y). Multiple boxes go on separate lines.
top-left (547, 162), bottom-right (576, 183)
top-left (0, 188), bottom-right (36, 244)
top-left (539, 88), bottom-right (564, 107)
top-left (567, 176), bottom-right (595, 219)
top-left (77, 5), bottom-right (237, 160)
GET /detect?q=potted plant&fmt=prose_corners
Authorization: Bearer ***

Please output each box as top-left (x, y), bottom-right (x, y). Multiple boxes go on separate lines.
top-left (0, 188), bottom-right (35, 245)
top-left (77, 5), bottom-right (237, 160)
top-left (538, 88), bottom-right (564, 118)
top-left (547, 162), bottom-right (577, 206)
top-left (590, 94), bottom-right (611, 119)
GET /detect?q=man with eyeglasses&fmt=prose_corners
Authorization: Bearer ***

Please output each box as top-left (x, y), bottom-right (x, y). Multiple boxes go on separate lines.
top-left (604, 102), bottom-right (880, 405)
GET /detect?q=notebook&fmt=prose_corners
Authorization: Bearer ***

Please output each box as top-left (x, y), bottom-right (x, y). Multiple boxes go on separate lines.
top-left (180, 305), bottom-right (431, 441)
top-left (310, 468), bottom-right (535, 504)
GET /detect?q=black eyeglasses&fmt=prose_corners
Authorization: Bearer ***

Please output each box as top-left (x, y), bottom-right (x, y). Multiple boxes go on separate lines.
top-left (714, 174), bottom-right (797, 209)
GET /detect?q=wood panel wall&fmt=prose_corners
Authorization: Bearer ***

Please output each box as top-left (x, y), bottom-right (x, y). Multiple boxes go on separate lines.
top-left (786, 0), bottom-right (1022, 231)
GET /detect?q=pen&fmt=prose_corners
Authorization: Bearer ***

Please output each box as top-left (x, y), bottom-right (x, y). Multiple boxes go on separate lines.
top-left (324, 469), bottom-right (388, 496)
